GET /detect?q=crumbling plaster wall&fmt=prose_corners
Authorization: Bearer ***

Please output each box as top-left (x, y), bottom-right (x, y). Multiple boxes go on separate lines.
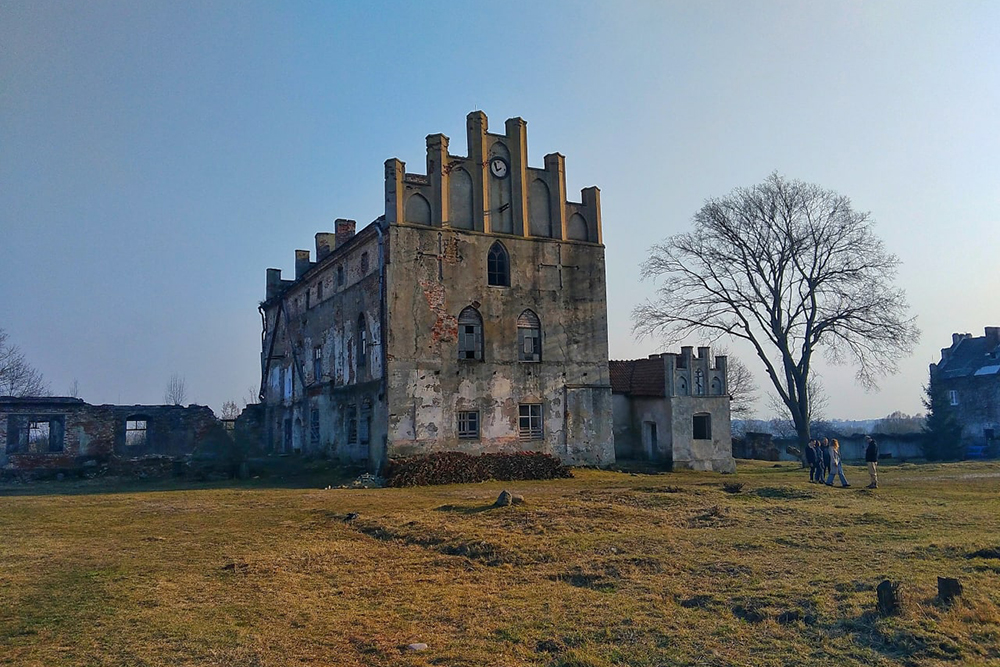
top-left (384, 224), bottom-right (614, 466)
top-left (260, 225), bottom-right (387, 463)
top-left (612, 395), bottom-right (675, 463)
top-left (668, 394), bottom-right (735, 473)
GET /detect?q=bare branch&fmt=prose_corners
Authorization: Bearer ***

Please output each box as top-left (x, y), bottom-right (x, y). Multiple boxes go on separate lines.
top-left (633, 173), bottom-right (919, 443)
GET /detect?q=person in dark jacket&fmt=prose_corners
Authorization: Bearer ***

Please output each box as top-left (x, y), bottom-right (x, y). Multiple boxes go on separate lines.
top-left (820, 438), bottom-right (831, 480)
top-left (865, 436), bottom-right (880, 489)
top-left (805, 440), bottom-right (818, 482)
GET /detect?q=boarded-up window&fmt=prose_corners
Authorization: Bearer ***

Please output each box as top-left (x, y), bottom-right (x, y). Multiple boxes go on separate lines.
top-left (458, 307), bottom-right (483, 361)
top-left (517, 310), bottom-right (541, 362)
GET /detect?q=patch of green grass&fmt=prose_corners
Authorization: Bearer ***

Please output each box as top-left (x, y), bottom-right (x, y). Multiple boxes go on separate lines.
top-left (1, 460), bottom-right (1000, 665)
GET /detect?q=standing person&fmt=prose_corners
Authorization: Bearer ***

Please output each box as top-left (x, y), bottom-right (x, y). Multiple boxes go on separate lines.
top-left (810, 440), bottom-right (824, 483)
top-left (825, 439), bottom-right (850, 487)
top-left (820, 438), bottom-right (831, 481)
top-left (865, 436), bottom-right (880, 489)
top-left (805, 440), bottom-right (819, 482)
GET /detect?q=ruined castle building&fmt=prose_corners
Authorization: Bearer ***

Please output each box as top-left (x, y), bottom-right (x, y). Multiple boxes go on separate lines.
top-left (259, 112), bottom-right (615, 471)
top-left (610, 347), bottom-right (736, 473)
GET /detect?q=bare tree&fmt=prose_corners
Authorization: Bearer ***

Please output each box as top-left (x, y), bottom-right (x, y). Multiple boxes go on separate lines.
top-left (67, 379), bottom-right (80, 398)
top-left (714, 346), bottom-right (758, 418)
top-left (220, 400), bottom-right (240, 420)
top-left (634, 173), bottom-right (918, 446)
top-left (0, 328), bottom-right (50, 397)
top-left (164, 373), bottom-right (187, 405)
top-left (244, 385), bottom-right (260, 407)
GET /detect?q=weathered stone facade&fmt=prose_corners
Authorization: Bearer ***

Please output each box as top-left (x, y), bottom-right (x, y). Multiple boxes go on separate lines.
top-left (930, 327), bottom-right (1000, 453)
top-left (259, 112), bottom-right (615, 471)
top-left (610, 347), bottom-right (735, 473)
top-left (0, 397), bottom-right (219, 471)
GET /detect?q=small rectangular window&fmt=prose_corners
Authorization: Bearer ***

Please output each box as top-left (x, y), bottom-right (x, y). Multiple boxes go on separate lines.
top-left (313, 347), bottom-right (323, 382)
top-left (518, 403), bottom-right (543, 440)
top-left (693, 414), bottom-right (712, 440)
top-left (949, 390), bottom-right (959, 406)
top-left (458, 411), bottom-right (480, 440)
top-left (317, 280), bottom-right (323, 301)
top-left (126, 419), bottom-right (147, 447)
top-left (310, 409), bottom-right (320, 446)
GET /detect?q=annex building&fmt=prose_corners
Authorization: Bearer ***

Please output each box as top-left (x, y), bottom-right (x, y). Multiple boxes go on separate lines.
top-left (930, 327), bottom-right (1000, 456)
top-left (258, 112), bottom-right (615, 471)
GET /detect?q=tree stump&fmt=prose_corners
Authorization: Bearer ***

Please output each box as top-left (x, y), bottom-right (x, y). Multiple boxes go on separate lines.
top-left (937, 577), bottom-right (962, 603)
top-left (876, 579), bottom-right (903, 616)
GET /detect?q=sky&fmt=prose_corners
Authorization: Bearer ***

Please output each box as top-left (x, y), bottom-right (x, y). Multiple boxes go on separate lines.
top-left (1, 1), bottom-right (998, 419)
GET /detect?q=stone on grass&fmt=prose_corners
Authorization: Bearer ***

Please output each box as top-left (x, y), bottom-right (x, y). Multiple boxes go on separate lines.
top-left (405, 643), bottom-right (428, 651)
top-left (495, 490), bottom-right (513, 507)
top-left (937, 577), bottom-right (963, 603)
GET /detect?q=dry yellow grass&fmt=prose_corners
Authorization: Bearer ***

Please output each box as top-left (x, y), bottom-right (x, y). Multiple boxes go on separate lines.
top-left (2, 460), bottom-right (1000, 666)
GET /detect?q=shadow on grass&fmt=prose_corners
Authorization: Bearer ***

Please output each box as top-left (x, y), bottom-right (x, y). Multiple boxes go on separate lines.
top-left (0, 464), bottom-right (363, 497)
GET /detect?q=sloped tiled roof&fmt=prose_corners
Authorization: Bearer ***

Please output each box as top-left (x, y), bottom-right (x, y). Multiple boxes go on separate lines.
top-left (939, 335), bottom-right (1000, 379)
top-left (609, 359), bottom-right (665, 396)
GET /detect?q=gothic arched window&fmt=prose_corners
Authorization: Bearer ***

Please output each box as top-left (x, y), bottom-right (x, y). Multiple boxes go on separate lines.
top-left (710, 377), bottom-right (723, 395)
top-left (517, 310), bottom-right (541, 362)
top-left (458, 306), bottom-right (484, 361)
top-left (695, 369), bottom-right (705, 395)
top-left (487, 242), bottom-right (510, 287)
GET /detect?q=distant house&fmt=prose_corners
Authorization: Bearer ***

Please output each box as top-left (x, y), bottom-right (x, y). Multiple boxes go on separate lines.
top-left (610, 347), bottom-right (735, 473)
top-left (1, 397), bottom-right (220, 472)
top-left (930, 327), bottom-right (1000, 455)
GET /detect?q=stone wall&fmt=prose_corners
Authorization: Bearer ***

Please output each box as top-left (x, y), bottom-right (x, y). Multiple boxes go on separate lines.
top-left (1, 397), bottom-right (219, 470)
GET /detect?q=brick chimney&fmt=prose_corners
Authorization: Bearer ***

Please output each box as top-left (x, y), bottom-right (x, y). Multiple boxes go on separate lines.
top-left (985, 326), bottom-right (1000, 350)
top-left (335, 219), bottom-right (356, 248)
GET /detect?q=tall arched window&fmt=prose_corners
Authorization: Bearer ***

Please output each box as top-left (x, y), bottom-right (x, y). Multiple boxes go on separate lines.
top-left (695, 369), bottom-right (705, 395)
top-left (487, 242), bottom-right (509, 287)
top-left (710, 377), bottom-right (723, 395)
top-left (357, 314), bottom-right (367, 372)
top-left (458, 306), bottom-right (484, 360)
top-left (517, 310), bottom-right (541, 362)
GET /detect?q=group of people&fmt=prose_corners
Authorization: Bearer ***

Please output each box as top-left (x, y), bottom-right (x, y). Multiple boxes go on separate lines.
top-left (804, 436), bottom-right (880, 489)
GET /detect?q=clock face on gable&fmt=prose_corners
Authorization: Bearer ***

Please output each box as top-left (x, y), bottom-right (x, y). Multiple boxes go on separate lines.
top-left (489, 156), bottom-right (509, 179)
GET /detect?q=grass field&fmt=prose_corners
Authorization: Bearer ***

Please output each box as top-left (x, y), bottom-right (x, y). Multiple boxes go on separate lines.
top-left (3, 459), bottom-right (1000, 667)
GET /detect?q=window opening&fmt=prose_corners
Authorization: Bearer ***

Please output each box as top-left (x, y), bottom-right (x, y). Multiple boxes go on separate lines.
top-left (693, 413), bottom-right (712, 440)
top-left (313, 346), bottom-right (323, 382)
top-left (337, 265), bottom-right (345, 286)
top-left (517, 310), bottom-right (541, 362)
top-left (695, 369), bottom-right (704, 395)
top-left (518, 403), bottom-right (543, 440)
top-left (317, 280), bottom-right (323, 301)
top-left (347, 405), bottom-right (358, 445)
top-left (458, 306), bottom-right (484, 360)
top-left (487, 242), bottom-right (510, 287)
top-left (458, 411), bottom-right (480, 440)
top-left (310, 409), bottom-right (320, 447)
top-left (361, 252), bottom-right (369, 274)
top-left (125, 419), bottom-right (147, 447)
top-left (357, 314), bottom-right (367, 372)
top-left (28, 420), bottom-right (50, 452)
top-left (949, 390), bottom-right (959, 406)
